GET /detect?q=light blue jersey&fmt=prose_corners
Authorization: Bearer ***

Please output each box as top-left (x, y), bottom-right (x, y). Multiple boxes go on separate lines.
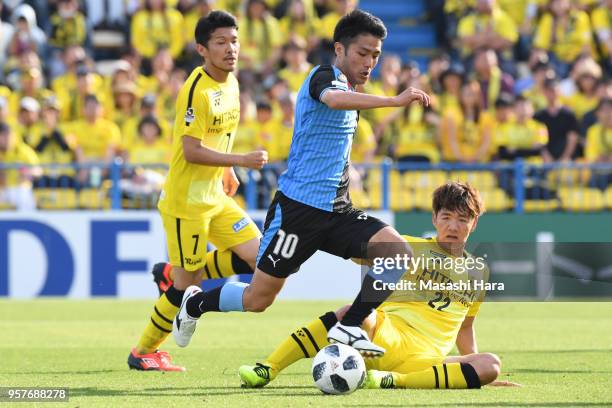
top-left (278, 64), bottom-right (358, 212)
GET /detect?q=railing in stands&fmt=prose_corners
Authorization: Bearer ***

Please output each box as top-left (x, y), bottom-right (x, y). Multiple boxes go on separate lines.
top-left (0, 160), bottom-right (611, 212)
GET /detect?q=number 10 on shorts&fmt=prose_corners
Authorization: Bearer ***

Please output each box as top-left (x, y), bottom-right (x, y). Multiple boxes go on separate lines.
top-left (273, 230), bottom-right (299, 259)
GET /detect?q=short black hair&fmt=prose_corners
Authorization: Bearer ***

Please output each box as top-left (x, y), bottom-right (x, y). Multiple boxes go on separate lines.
top-left (333, 9), bottom-right (387, 49)
top-left (195, 10), bottom-right (238, 47)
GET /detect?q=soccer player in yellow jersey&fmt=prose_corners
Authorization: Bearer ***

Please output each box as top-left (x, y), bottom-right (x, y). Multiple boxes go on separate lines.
top-left (239, 182), bottom-right (519, 389)
top-left (128, 10), bottom-right (269, 371)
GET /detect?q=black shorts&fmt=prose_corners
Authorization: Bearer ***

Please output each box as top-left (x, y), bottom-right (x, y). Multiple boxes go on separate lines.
top-left (256, 191), bottom-right (388, 278)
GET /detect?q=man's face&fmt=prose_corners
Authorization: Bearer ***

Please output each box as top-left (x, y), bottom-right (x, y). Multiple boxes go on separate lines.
top-left (19, 109), bottom-right (38, 126)
top-left (335, 34), bottom-right (382, 85)
top-left (432, 209), bottom-right (478, 245)
top-left (84, 101), bottom-right (100, 121)
top-left (198, 27), bottom-right (239, 73)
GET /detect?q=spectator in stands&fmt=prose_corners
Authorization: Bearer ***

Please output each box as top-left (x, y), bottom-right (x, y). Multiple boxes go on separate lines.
top-left (47, 0), bottom-right (88, 78)
top-left (180, 0), bottom-right (216, 68)
top-left (561, 58), bottom-right (602, 121)
top-left (8, 67), bottom-right (51, 116)
top-left (70, 94), bottom-right (120, 167)
top-left (279, 0), bottom-right (318, 50)
top-left (239, 0), bottom-right (282, 75)
top-left (85, 0), bottom-right (128, 32)
top-left (0, 2), bottom-right (14, 80)
top-left (591, 0), bottom-right (612, 75)
top-left (119, 115), bottom-right (168, 207)
top-left (312, 0), bottom-right (357, 64)
top-left (457, 0), bottom-right (518, 60)
top-left (425, 53), bottom-right (450, 95)
top-left (492, 93), bottom-right (515, 155)
top-left (59, 64), bottom-right (110, 121)
top-left (160, 67), bottom-right (187, 124)
top-left (33, 96), bottom-right (82, 189)
top-left (534, 78), bottom-right (580, 162)
top-left (364, 54), bottom-right (401, 138)
top-left (497, 95), bottom-right (548, 163)
top-left (582, 78), bottom-right (612, 134)
top-left (111, 81), bottom-right (139, 134)
top-left (7, 4), bottom-right (46, 59)
top-left (533, 0), bottom-right (593, 78)
top-left (585, 98), bottom-right (612, 188)
top-left (473, 48), bottom-right (514, 111)
top-left (351, 117), bottom-right (377, 165)
top-left (121, 93), bottom-right (170, 149)
top-left (440, 80), bottom-right (495, 163)
top-left (0, 122), bottom-right (39, 210)
top-left (519, 61), bottom-right (555, 111)
top-left (234, 90), bottom-right (258, 155)
top-left (16, 96), bottom-right (41, 147)
top-left (0, 97), bottom-right (14, 128)
top-left (278, 36), bottom-right (312, 93)
top-left (48, 0), bottom-right (87, 49)
top-left (438, 63), bottom-right (464, 114)
top-left (130, 0), bottom-right (184, 70)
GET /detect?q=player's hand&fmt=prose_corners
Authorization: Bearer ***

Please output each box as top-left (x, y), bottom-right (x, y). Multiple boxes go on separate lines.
top-left (392, 87), bottom-right (431, 108)
top-left (241, 150), bottom-right (268, 169)
top-left (222, 167), bottom-right (240, 197)
top-left (489, 380), bottom-right (522, 387)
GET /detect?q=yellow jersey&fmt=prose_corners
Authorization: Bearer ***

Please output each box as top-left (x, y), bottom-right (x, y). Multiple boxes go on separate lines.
top-left (533, 11), bottom-right (593, 62)
top-left (351, 118), bottom-right (377, 164)
top-left (0, 141), bottom-right (39, 187)
top-left (585, 124), bottom-right (612, 161)
top-left (158, 67), bottom-right (240, 220)
top-left (255, 118), bottom-right (292, 162)
top-left (457, 7), bottom-right (518, 55)
top-left (440, 110), bottom-right (496, 161)
top-left (68, 118), bottom-right (121, 161)
top-left (379, 235), bottom-right (488, 357)
top-left (592, 6), bottom-right (611, 56)
top-left (393, 106), bottom-right (440, 162)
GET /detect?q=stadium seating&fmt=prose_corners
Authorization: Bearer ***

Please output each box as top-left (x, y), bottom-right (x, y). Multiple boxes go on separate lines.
top-left (558, 188), bottom-right (605, 212)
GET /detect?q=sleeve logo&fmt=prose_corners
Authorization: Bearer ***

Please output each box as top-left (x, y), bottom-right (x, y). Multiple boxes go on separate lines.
top-left (184, 107), bottom-right (195, 124)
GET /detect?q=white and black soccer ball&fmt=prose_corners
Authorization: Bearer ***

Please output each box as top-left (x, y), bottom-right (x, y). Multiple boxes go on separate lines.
top-left (312, 344), bottom-right (366, 395)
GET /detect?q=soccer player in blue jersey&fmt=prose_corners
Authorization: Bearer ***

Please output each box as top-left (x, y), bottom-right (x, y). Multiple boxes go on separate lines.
top-left (173, 9), bottom-right (431, 356)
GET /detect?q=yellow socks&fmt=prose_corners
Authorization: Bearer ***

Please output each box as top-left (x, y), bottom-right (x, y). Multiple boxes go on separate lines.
top-left (263, 312), bottom-right (338, 376)
top-left (136, 286), bottom-right (184, 354)
top-left (203, 249), bottom-right (253, 279)
top-left (393, 362), bottom-right (481, 389)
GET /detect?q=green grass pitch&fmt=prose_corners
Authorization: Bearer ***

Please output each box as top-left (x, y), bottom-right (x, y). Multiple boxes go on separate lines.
top-left (2, 300), bottom-right (611, 407)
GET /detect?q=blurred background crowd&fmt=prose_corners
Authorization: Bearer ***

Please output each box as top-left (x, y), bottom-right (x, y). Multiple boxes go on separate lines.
top-left (0, 0), bottom-right (611, 211)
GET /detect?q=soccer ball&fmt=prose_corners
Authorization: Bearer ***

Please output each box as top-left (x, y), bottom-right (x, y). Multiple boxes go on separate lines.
top-left (311, 344), bottom-right (366, 395)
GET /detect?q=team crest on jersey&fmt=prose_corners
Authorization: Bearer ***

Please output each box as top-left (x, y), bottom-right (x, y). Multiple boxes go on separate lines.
top-left (211, 90), bottom-right (223, 107)
top-left (184, 107), bottom-right (195, 124)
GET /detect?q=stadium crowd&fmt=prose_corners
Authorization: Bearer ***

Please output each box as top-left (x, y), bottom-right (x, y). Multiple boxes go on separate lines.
top-left (0, 0), bottom-right (611, 210)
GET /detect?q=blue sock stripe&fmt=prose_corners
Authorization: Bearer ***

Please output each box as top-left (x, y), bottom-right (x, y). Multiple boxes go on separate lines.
top-left (219, 282), bottom-right (248, 312)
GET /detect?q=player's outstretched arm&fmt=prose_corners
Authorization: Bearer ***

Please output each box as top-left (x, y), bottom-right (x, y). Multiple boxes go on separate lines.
top-left (321, 87), bottom-right (430, 111)
top-left (182, 135), bottom-right (268, 169)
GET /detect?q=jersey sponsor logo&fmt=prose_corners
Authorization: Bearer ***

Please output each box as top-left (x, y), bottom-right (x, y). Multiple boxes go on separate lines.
top-left (357, 213), bottom-right (368, 220)
top-left (212, 109), bottom-right (240, 126)
top-left (232, 217), bottom-right (250, 232)
top-left (184, 107), bottom-right (195, 124)
top-left (184, 256), bottom-right (202, 266)
top-left (267, 254), bottom-right (280, 268)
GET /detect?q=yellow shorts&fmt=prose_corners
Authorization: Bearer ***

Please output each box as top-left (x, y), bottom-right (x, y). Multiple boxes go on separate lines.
top-left (160, 197), bottom-right (261, 272)
top-left (365, 310), bottom-right (445, 374)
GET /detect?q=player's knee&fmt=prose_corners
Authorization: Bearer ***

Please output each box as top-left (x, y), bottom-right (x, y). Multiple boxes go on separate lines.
top-left (367, 228), bottom-right (412, 259)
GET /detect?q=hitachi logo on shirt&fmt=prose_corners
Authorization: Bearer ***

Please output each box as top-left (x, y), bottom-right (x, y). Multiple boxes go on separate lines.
top-left (212, 109), bottom-right (240, 126)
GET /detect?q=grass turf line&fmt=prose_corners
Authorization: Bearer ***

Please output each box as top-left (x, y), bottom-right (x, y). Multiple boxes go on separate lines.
top-left (1, 300), bottom-right (611, 407)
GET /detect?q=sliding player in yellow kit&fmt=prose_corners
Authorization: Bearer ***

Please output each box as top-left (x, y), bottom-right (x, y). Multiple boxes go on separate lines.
top-left (128, 11), bottom-right (268, 371)
top-left (240, 182), bottom-right (519, 389)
